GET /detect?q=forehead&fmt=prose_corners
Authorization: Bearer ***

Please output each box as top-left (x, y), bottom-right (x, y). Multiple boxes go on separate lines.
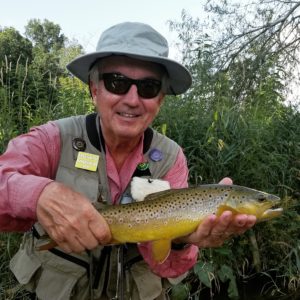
top-left (99, 55), bottom-right (166, 77)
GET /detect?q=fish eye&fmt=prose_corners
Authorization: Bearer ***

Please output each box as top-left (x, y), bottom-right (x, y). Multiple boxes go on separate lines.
top-left (257, 194), bottom-right (266, 202)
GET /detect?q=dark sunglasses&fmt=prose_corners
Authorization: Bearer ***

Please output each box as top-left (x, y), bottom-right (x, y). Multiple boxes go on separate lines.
top-left (99, 73), bottom-right (162, 99)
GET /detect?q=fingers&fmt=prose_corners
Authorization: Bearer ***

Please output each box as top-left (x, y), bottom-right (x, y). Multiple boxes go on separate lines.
top-left (37, 182), bottom-right (112, 253)
top-left (210, 211), bottom-right (232, 236)
top-left (218, 177), bottom-right (233, 185)
top-left (229, 214), bottom-right (257, 235)
top-left (88, 211), bottom-right (112, 245)
top-left (183, 211), bottom-right (257, 248)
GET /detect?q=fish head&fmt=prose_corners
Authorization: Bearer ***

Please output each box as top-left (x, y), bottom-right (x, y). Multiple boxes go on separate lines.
top-left (218, 185), bottom-right (283, 221)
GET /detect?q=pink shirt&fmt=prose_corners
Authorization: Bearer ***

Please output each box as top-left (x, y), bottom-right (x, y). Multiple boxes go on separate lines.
top-left (0, 120), bottom-right (198, 277)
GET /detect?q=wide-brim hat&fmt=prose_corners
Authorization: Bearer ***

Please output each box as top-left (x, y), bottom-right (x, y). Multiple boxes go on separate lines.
top-left (67, 22), bottom-right (192, 95)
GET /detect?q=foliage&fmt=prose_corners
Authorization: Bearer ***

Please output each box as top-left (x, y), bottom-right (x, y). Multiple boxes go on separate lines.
top-left (0, 233), bottom-right (31, 300)
top-left (0, 20), bottom-right (88, 153)
top-left (157, 3), bottom-right (300, 298)
top-left (25, 18), bottom-right (66, 53)
top-left (203, 0), bottom-right (300, 70)
top-left (0, 27), bottom-right (33, 68)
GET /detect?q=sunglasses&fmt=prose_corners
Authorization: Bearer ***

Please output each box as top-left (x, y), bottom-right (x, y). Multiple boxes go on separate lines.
top-left (99, 73), bottom-right (162, 99)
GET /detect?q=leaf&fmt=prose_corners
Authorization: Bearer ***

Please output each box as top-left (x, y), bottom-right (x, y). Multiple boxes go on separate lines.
top-left (170, 283), bottom-right (189, 300)
top-left (161, 123), bottom-right (167, 136)
top-left (217, 265), bottom-right (239, 299)
top-left (193, 261), bottom-right (215, 288)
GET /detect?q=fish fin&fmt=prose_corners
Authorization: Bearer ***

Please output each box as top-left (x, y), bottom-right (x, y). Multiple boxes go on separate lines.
top-left (151, 239), bottom-right (171, 264)
top-left (216, 205), bottom-right (238, 216)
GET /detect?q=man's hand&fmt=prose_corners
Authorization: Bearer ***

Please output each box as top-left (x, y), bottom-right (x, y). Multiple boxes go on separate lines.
top-left (36, 182), bottom-right (111, 253)
top-left (174, 177), bottom-right (257, 248)
top-left (179, 211), bottom-right (256, 248)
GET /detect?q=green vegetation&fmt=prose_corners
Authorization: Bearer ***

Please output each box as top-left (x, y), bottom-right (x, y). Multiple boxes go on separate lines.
top-left (1, 1), bottom-right (300, 299)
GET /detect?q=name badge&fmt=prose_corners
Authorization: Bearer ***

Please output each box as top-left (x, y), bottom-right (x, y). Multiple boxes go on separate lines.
top-left (75, 152), bottom-right (99, 171)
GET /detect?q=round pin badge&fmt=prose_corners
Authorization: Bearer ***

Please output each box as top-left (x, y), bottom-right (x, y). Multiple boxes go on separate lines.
top-left (137, 162), bottom-right (150, 171)
top-left (72, 138), bottom-right (86, 151)
top-left (149, 148), bottom-right (163, 162)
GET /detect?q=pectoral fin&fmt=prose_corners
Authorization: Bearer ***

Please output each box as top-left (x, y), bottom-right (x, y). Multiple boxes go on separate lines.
top-left (151, 239), bottom-right (171, 264)
top-left (216, 205), bottom-right (239, 216)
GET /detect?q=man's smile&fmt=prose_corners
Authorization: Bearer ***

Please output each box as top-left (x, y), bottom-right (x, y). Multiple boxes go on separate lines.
top-left (117, 112), bottom-right (140, 118)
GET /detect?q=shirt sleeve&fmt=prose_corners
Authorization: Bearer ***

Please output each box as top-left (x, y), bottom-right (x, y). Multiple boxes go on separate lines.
top-left (0, 122), bottom-right (61, 232)
top-left (138, 147), bottom-right (199, 278)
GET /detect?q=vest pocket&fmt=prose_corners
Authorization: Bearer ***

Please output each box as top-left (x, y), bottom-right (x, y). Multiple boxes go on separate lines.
top-left (35, 262), bottom-right (85, 300)
top-left (10, 234), bottom-right (89, 300)
top-left (130, 261), bottom-right (163, 300)
top-left (10, 244), bottom-right (41, 288)
top-left (34, 251), bottom-right (87, 300)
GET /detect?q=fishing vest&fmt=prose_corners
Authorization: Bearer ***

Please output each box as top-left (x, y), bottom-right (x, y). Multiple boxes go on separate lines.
top-left (10, 113), bottom-right (184, 300)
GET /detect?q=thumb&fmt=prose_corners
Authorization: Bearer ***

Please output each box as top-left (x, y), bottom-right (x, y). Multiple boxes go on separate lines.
top-left (218, 177), bottom-right (233, 185)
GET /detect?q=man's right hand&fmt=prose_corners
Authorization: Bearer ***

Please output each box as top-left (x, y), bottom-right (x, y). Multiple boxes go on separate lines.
top-left (36, 182), bottom-right (112, 253)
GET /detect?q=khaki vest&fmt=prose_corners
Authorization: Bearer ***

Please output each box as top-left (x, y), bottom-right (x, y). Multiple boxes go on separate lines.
top-left (10, 114), bottom-right (185, 300)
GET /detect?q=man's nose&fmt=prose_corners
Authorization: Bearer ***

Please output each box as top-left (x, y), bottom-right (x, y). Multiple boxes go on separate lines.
top-left (121, 84), bottom-right (140, 105)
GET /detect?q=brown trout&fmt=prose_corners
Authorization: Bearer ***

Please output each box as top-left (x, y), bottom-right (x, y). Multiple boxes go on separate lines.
top-left (39, 184), bottom-right (282, 263)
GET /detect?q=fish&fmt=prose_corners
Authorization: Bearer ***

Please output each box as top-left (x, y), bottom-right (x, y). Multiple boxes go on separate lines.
top-left (38, 184), bottom-right (282, 263)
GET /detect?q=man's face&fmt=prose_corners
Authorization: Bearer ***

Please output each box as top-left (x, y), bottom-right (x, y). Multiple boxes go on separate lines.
top-left (90, 56), bottom-right (165, 143)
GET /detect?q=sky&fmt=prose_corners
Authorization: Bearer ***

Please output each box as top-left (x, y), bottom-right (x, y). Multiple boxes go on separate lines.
top-left (0, 0), bottom-right (204, 58)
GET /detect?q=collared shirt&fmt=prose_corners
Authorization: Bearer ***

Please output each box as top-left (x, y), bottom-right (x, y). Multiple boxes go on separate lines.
top-left (0, 120), bottom-right (198, 277)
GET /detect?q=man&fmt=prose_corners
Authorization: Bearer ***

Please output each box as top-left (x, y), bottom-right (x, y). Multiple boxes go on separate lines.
top-left (0, 22), bottom-right (256, 299)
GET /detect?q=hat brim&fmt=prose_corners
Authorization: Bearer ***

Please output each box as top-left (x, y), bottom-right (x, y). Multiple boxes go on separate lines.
top-left (66, 51), bottom-right (192, 95)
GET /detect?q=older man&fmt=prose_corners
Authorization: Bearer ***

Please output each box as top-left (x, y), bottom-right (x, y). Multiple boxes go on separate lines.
top-left (0, 22), bottom-right (256, 300)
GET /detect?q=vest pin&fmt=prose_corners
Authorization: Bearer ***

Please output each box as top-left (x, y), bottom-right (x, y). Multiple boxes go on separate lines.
top-left (72, 138), bottom-right (86, 151)
top-left (149, 148), bottom-right (163, 162)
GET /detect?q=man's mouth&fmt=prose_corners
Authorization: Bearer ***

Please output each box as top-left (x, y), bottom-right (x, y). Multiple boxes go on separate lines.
top-left (118, 112), bottom-right (139, 118)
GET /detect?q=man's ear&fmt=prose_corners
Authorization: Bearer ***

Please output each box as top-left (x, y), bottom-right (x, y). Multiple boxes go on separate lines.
top-left (89, 81), bottom-right (97, 105)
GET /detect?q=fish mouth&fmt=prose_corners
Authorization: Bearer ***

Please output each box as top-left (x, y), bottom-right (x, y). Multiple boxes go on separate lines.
top-left (259, 207), bottom-right (283, 221)
top-left (219, 198), bottom-right (283, 221)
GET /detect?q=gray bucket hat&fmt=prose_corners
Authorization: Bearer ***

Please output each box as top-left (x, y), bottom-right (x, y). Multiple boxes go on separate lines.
top-left (67, 22), bottom-right (192, 95)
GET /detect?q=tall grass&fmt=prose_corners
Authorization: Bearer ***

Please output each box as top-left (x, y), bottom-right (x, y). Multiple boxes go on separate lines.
top-left (0, 234), bottom-right (32, 300)
top-left (154, 94), bottom-right (300, 299)
top-left (0, 61), bottom-right (93, 299)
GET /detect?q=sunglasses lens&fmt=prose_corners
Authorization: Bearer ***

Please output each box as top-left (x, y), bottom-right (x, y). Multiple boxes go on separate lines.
top-left (101, 73), bottom-right (161, 99)
top-left (103, 74), bottom-right (131, 95)
top-left (138, 80), bottom-right (161, 98)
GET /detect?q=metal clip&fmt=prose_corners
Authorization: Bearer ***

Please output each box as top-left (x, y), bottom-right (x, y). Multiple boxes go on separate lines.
top-left (111, 245), bottom-right (124, 300)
